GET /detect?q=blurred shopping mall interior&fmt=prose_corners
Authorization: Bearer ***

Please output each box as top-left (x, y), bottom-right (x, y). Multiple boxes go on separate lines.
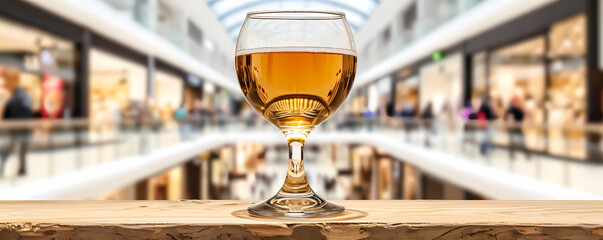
top-left (0, 0), bottom-right (601, 201)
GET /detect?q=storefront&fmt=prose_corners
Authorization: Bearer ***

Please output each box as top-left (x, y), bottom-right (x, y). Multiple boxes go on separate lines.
top-left (154, 70), bottom-right (183, 120)
top-left (547, 14), bottom-right (588, 158)
top-left (387, 50), bottom-right (464, 119)
top-left (394, 68), bottom-right (419, 117)
top-left (375, 76), bottom-right (392, 117)
top-left (182, 75), bottom-right (202, 111)
top-left (487, 15), bottom-right (588, 157)
top-left (201, 81), bottom-right (215, 113)
top-left (418, 52), bottom-right (463, 116)
top-left (464, 0), bottom-right (594, 160)
top-left (0, 15), bottom-right (77, 119)
top-left (89, 48), bottom-right (147, 128)
top-left (213, 87), bottom-right (232, 117)
top-left (379, 0), bottom-right (598, 161)
top-left (349, 88), bottom-right (368, 117)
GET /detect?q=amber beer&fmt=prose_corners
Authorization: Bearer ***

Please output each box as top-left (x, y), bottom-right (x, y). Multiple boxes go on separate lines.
top-left (236, 48), bottom-right (356, 141)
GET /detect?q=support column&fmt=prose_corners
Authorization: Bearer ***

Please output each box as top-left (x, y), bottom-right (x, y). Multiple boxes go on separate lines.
top-left (389, 73), bottom-right (397, 116)
top-left (200, 155), bottom-right (209, 200)
top-left (74, 30), bottom-right (90, 118)
top-left (587, 0), bottom-right (601, 122)
top-left (147, 56), bottom-right (155, 99)
top-left (402, 163), bottom-right (422, 199)
top-left (587, 0), bottom-right (603, 161)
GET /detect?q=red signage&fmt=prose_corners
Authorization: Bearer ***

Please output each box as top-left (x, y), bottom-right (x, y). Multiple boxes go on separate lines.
top-left (41, 74), bottom-right (64, 118)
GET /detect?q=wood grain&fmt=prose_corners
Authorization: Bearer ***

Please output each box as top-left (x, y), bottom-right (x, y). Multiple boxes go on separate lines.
top-left (0, 200), bottom-right (602, 239)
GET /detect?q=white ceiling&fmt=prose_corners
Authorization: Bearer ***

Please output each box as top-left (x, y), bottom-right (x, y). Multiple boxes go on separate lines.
top-left (206, 0), bottom-right (380, 40)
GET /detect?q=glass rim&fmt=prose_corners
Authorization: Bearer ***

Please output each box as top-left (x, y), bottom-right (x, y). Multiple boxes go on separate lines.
top-left (246, 10), bottom-right (346, 20)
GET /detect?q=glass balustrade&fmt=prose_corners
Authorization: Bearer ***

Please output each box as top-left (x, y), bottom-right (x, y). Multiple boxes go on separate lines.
top-left (359, 0), bottom-right (484, 71)
top-left (1, 116), bottom-right (601, 198)
top-left (98, 0), bottom-right (235, 78)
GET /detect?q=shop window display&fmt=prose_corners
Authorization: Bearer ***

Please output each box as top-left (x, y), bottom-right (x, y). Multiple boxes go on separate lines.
top-left (350, 92), bottom-right (368, 117)
top-left (201, 82), bottom-right (216, 113)
top-left (0, 16), bottom-right (76, 119)
top-left (395, 74), bottom-right (419, 117)
top-left (477, 14), bottom-right (588, 159)
top-left (155, 70), bottom-right (183, 129)
top-left (213, 88), bottom-right (232, 118)
top-left (376, 76), bottom-right (392, 117)
top-left (89, 48), bottom-right (147, 138)
top-left (419, 52), bottom-right (463, 115)
top-left (488, 36), bottom-right (546, 151)
top-left (183, 85), bottom-right (201, 111)
top-left (547, 14), bottom-right (587, 159)
top-left (471, 51), bottom-right (487, 108)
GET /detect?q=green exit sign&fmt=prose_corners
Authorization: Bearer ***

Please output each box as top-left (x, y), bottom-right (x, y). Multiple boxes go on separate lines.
top-left (432, 51), bottom-right (445, 61)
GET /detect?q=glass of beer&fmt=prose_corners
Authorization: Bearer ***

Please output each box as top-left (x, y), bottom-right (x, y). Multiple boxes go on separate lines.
top-left (236, 10), bottom-right (356, 218)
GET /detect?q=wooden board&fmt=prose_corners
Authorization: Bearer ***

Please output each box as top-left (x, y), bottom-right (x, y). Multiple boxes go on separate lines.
top-left (0, 200), bottom-right (602, 239)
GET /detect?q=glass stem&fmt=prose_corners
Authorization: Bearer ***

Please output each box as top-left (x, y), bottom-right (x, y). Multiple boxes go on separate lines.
top-left (279, 140), bottom-right (312, 195)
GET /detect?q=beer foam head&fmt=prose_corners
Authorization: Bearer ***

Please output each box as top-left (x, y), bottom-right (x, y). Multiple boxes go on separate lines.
top-left (235, 46), bottom-right (356, 57)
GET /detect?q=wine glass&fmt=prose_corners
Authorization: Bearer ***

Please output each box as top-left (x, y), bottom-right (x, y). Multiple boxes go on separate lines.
top-left (235, 10), bottom-right (356, 218)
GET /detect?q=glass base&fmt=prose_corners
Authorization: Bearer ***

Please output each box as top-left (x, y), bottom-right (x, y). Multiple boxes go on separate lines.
top-left (248, 192), bottom-right (344, 218)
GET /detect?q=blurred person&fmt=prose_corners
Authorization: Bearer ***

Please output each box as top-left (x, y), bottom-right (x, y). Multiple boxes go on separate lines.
top-left (0, 67), bottom-right (10, 119)
top-left (441, 102), bottom-right (458, 132)
top-left (460, 100), bottom-right (475, 120)
top-left (524, 95), bottom-right (536, 122)
top-left (137, 97), bottom-right (154, 130)
top-left (421, 101), bottom-right (434, 147)
top-left (441, 102), bottom-right (461, 153)
top-left (106, 98), bottom-right (122, 130)
top-left (399, 101), bottom-right (416, 141)
top-left (89, 92), bottom-right (107, 136)
top-left (363, 109), bottom-right (375, 131)
top-left (385, 102), bottom-right (395, 117)
top-left (477, 97), bottom-right (497, 156)
top-left (504, 95), bottom-right (525, 122)
top-left (362, 108), bottom-right (375, 118)
top-left (441, 102), bottom-right (456, 122)
top-left (505, 95), bottom-right (529, 160)
top-left (124, 100), bottom-right (141, 128)
top-left (341, 111), bottom-right (358, 130)
top-left (160, 102), bottom-right (176, 130)
top-left (461, 100), bottom-right (477, 153)
top-left (136, 97), bottom-right (155, 153)
top-left (240, 104), bottom-right (257, 128)
top-left (420, 101), bottom-right (434, 119)
top-left (477, 97), bottom-right (497, 122)
top-left (493, 97), bottom-right (506, 120)
top-left (215, 107), bottom-right (227, 130)
top-left (400, 101), bottom-right (415, 117)
top-left (174, 104), bottom-right (188, 120)
top-left (90, 95), bottom-right (121, 137)
top-left (190, 99), bottom-right (212, 129)
top-left (1, 86), bottom-right (34, 176)
top-left (149, 102), bottom-right (163, 131)
top-left (523, 95), bottom-right (539, 148)
top-left (3, 88), bottom-right (33, 118)
top-left (174, 104), bottom-right (191, 140)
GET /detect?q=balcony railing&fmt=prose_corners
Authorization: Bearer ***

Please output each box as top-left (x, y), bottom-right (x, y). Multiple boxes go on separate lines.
top-left (359, 0), bottom-right (484, 72)
top-left (0, 116), bottom-right (601, 199)
top-left (98, 0), bottom-right (235, 77)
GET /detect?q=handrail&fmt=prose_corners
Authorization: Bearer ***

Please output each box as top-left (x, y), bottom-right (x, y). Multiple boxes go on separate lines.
top-left (0, 119), bottom-right (89, 130)
top-left (1, 116), bottom-right (602, 132)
